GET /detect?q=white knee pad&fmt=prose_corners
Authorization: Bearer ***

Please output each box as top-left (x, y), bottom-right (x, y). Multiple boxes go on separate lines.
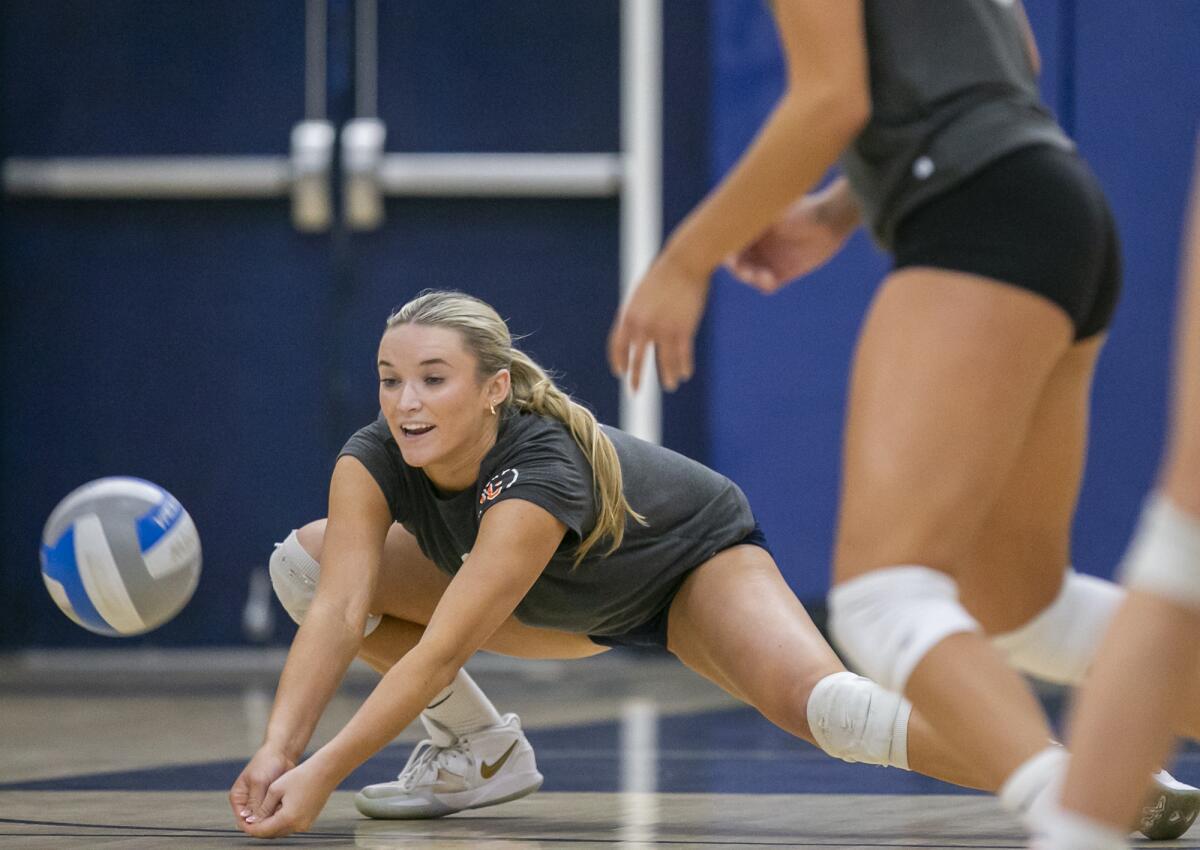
top-left (991, 570), bottom-right (1124, 685)
top-left (828, 566), bottom-right (981, 693)
top-left (268, 530), bottom-right (381, 636)
top-left (1121, 495), bottom-right (1200, 611)
top-left (806, 671), bottom-right (912, 769)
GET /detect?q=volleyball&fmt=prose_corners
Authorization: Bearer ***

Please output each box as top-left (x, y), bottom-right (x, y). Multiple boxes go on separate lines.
top-left (39, 477), bottom-right (202, 636)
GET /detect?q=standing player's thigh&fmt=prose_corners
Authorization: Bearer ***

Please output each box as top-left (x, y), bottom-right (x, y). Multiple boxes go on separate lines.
top-left (666, 545), bottom-right (842, 739)
top-left (958, 335), bottom-right (1105, 634)
top-left (835, 267), bottom-right (1075, 582)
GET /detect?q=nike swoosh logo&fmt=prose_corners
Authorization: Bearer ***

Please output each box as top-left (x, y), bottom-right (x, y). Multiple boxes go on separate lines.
top-left (480, 741), bottom-right (519, 779)
top-left (425, 691), bottom-right (453, 710)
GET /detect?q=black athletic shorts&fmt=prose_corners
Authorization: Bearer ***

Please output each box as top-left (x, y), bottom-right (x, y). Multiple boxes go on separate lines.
top-left (587, 523), bottom-right (772, 651)
top-left (892, 144), bottom-right (1121, 340)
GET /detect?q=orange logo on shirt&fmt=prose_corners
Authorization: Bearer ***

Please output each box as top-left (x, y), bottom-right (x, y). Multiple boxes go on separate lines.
top-left (478, 468), bottom-right (520, 506)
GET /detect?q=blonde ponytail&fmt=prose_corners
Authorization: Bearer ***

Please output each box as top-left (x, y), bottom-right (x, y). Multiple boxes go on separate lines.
top-left (507, 348), bottom-right (645, 563)
top-left (387, 290), bottom-right (645, 564)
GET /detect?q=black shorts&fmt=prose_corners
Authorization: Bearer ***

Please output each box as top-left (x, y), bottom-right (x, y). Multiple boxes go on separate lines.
top-left (587, 524), bottom-right (771, 651)
top-left (892, 144), bottom-right (1121, 340)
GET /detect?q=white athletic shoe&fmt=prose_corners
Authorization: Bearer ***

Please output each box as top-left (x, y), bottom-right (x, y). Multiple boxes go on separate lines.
top-left (354, 712), bottom-right (543, 819)
top-left (1138, 770), bottom-right (1200, 840)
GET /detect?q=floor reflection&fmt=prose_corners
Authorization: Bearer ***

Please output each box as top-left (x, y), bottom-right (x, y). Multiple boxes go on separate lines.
top-left (619, 697), bottom-right (659, 848)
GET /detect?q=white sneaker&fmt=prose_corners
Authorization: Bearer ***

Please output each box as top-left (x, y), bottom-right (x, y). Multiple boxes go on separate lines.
top-left (1138, 770), bottom-right (1200, 840)
top-left (355, 712), bottom-right (543, 819)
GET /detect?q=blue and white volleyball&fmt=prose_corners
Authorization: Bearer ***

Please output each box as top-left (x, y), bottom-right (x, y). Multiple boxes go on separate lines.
top-left (39, 477), bottom-right (202, 636)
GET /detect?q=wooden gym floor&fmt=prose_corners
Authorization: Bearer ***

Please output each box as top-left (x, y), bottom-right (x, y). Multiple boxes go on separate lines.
top-left (2, 650), bottom-right (1197, 849)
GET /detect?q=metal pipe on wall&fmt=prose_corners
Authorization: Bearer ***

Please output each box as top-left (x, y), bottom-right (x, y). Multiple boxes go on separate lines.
top-left (342, 0), bottom-right (387, 230)
top-left (292, 0), bottom-right (335, 231)
top-left (377, 153), bottom-right (622, 197)
top-left (1, 157), bottom-right (292, 198)
top-left (305, 0), bottom-right (327, 122)
top-left (619, 0), bottom-right (663, 445)
top-left (1, 152), bottom-right (628, 201)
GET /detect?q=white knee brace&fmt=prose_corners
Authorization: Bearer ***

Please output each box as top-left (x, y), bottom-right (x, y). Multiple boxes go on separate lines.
top-left (806, 671), bottom-right (912, 769)
top-left (992, 570), bottom-right (1124, 685)
top-left (1121, 495), bottom-right (1200, 611)
top-left (268, 530), bottom-right (381, 636)
top-left (828, 566), bottom-right (981, 693)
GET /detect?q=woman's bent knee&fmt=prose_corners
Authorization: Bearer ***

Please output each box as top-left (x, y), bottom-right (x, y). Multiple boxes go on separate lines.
top-left (268, 529), bottom-right (322, 625)
top-left (268, 524), bottom-right (381, 635)
top-left (806, 672), bottom-right (912, 768)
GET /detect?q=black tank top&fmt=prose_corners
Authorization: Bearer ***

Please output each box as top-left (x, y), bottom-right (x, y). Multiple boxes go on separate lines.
top-left (840, 0), bottom-right (1074, 248)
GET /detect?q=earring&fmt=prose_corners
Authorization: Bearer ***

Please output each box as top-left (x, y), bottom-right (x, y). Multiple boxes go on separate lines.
top-left (490, 403), bottom-right (496, 416)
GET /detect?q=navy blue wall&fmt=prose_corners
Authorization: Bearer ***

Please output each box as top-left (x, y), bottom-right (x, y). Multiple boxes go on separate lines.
top-left (0, 1), bottom-right (711, 647)
top-left (1, 2), bottom-right (327, 648)
top-left (707, 0), bottom-right (1200, 601)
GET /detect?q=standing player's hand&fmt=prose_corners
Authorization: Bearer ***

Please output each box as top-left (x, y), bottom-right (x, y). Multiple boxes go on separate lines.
top-left (241, 758), bottom-right (339, 839)
top-left (725, 189), bottom-right (855, 293)
top-left (609, 252), bottom-right (711, 393)
top-left (230, 746), bottom-right (295, 833)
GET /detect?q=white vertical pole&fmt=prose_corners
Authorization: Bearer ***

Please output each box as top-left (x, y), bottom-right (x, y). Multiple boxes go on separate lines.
top-left (620, 0), bottom-right (663, 445)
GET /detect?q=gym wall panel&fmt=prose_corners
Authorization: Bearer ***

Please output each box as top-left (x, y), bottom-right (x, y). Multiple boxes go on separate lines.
top-left (1067, 0), bottom-right (1200, 581)
top-left (375, 1), bottom-right (620, 154)
top-left (1, 1), bottom-right (325, 647)
top-left (1, 203), bottom-right (335, 647)
top-left (660, 3), bottom-right (714, 458)
top-left (2, 1), bottom-right (303, 156)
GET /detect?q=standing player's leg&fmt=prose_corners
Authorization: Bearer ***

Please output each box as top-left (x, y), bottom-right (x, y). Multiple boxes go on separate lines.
top-left (957, 195), bottom-right (1137, 709)
top-left (827, 267), bottom-right (1075, 814)
top-left (666, 542), bottom-right (991, 790)
top-left (1034, 151), bottom-right (1200, 850)
top-left (956, 334), bottom-right (1103, 649)
top-left (952, 328), bottom-right (1200, 840)
top-left (1038, 597), bottom-right (1200, 850)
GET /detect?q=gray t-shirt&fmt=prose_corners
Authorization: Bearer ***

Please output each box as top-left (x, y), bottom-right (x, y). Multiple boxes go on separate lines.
top-left (339, 411), bottom-right (756, 636)
top-left (840, 0), bottom-right (1074, 248)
